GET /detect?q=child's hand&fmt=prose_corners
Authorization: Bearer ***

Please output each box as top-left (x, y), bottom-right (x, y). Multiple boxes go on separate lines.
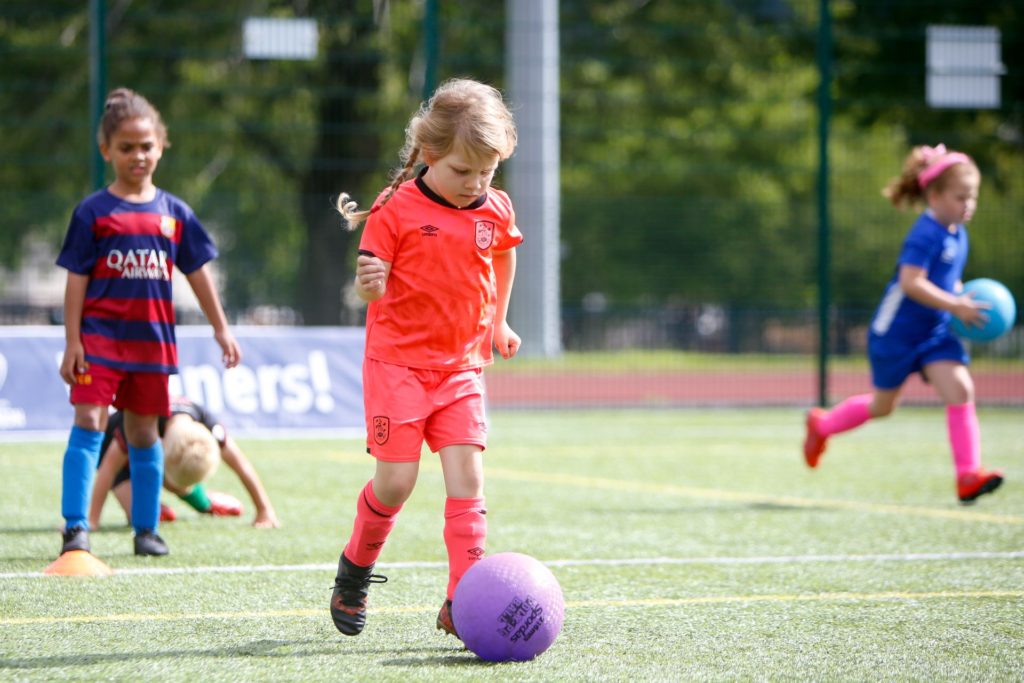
top-left (355, 253), bottom-right (387, 299)
top-left (493, 321), bottom-right (521, 360)
top-left (215, 329), bottom-right (242, 368)
top-left (253, 506), bottom-right (281, 529)
top-left (952, 291), bottom-right (991, 329)
top-left (59, 341), bottom-right (87, 385)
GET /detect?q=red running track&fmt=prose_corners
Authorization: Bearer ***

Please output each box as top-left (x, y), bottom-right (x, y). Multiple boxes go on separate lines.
top-left (485, 369), bottom-right (1023, 408)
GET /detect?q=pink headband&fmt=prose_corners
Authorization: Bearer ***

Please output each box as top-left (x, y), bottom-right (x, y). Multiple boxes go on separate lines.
top-left (917, 144), bottom-right (973, 189)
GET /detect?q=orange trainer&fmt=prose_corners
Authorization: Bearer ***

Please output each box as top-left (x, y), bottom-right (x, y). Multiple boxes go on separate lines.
top-left (957, 469), bottom-right (1004, 504)
top-left (803, 408), bottom-right (828, 469)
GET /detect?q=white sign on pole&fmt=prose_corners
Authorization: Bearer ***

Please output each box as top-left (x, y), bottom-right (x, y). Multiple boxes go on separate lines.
top-left (243, 17), bottom-right (318, 61)
top-left (926, 25), bottom-right (1004, 109)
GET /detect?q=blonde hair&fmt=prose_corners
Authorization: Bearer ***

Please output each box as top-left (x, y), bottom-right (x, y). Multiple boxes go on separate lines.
top-left (883, 144), bottom-right (979, 210)
top-left (337, 78), bottom-right (517, 229)
top-left (163, 417), bottom-right (219, 490)
top-left (97, 87), bottom-right (169, 148)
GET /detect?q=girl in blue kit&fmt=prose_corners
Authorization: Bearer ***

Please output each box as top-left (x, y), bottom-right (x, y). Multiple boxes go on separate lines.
top-left (803, 144), bottom-right (1003, 504)
top-left (54, 88), bottom-right (241, 561)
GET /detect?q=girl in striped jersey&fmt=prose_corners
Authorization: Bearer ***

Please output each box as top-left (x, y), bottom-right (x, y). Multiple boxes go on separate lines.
top-left (53, 88), bottom-right (241, 564)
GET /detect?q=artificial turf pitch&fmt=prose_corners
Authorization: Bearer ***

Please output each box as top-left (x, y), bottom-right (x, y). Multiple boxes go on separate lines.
top-left (2, 408), bottom-right (1021, 681)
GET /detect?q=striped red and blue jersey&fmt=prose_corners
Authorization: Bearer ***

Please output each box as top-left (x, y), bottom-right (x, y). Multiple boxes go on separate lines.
top-left (56, 188), bottom-right (218, 375)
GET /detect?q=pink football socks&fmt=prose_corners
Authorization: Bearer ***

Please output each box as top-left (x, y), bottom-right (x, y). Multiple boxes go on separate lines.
top-left (817, 393), bottom-right (872, 436)
top-left (947, 402), bottom-right (981, 477)
top-left (443, 496), bottom-right (487, 600)
top-left (343, 480), bottom-right (402, 568)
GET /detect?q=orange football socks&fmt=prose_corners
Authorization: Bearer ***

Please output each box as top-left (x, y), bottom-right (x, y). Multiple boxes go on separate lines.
top-left (343, 480), bottom-right (402, 568)
top-left (443, 496), bottom-right (487, 600)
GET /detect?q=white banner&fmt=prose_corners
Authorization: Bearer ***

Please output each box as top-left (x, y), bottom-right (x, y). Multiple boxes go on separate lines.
top-left (0, 326), bottom-right (365, 439)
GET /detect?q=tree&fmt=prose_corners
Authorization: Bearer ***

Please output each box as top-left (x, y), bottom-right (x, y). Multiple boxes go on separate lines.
top-left (1, 0), bottom-right (1021, 326)
top-left (558, 0), bottom-right (821, 308)
top-left (0, 1), bottom-right (503, 324)
top-left (235, 2), bottom-right (387, 324)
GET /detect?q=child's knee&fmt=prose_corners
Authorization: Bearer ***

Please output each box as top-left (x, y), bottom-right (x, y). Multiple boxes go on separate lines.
top-left (373, 468), bottom-right (417, 506)
top-left (73, 405), bottom-right (106, 432)
top-left (869, 399), bottom-right (896, 418)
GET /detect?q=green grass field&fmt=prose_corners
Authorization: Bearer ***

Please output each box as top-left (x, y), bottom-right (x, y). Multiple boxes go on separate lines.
top-left (2, 408), bottom-right (1022, 681)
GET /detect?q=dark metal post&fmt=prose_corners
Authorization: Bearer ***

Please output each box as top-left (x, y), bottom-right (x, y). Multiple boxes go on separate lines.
top-left (815, 0), bottom-right (832, 406)
top-left (422, 0), bottom-right (438, 100)
top-left (89, 0), bottom-right (107, 190)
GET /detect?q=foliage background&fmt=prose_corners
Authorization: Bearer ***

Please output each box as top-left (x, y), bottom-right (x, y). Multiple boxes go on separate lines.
top-left (0, 0), bottom-right (1021, 348)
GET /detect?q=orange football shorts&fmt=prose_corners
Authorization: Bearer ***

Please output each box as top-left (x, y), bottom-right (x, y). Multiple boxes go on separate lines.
top-left (363, 358), bottom-right (487, 462)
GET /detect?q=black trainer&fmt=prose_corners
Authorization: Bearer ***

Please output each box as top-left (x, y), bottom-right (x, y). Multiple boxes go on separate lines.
top-left (61, 526), bottom-right (90, 554)
top-left (330, 554), bottom-right (387, 636)
top-left (133, 530), bottom-right (169, 556)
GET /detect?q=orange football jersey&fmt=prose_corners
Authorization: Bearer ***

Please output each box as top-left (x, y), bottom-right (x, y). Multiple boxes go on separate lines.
top-left (358, 172), bottom-right (523, 370)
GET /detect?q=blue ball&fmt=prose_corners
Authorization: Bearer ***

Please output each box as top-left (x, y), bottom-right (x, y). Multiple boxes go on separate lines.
top-left (950, 278), bottom-right (1017, 342)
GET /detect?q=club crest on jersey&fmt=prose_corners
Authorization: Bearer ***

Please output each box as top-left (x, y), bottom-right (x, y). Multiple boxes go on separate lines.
top-left (160, 215), bottom-right (177, 238)
top-left (373, 416), bottom-right (390, 445)
top-left (475, 220), bottom-right (494, 250)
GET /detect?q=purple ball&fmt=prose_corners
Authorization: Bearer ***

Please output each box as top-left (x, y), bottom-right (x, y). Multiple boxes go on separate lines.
top-left (452, 552), bottom-right (565, 662)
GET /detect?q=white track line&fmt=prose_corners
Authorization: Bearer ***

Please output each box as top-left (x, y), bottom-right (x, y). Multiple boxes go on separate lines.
top-left (2, 550), bottom-right (1022, 580)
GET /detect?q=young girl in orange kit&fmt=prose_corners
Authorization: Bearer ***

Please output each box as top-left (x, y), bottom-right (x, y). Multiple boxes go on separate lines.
top-left (329, 79), bottom-right (522, 639)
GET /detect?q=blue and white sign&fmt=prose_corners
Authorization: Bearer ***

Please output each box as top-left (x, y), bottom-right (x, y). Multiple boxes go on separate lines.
top-left (0, 326), bottom-right (365, 439)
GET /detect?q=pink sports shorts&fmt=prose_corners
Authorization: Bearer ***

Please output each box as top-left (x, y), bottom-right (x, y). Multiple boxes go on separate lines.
top-left (363, 358), bottom-right (487, 462)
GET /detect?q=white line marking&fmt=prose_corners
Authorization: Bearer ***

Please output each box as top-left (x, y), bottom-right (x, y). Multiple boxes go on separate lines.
top-left (2, 550), bottom-right (1022, 580)
top-left (7, 589), bottom-right (1023, 626)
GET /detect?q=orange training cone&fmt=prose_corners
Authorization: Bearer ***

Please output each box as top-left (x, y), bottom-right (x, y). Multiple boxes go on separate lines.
top-left (43, 550), bottom-right (113, 577)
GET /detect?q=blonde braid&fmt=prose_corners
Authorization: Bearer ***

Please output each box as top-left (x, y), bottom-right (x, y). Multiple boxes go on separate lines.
top-left (336, 147), bottom-right (421, 231)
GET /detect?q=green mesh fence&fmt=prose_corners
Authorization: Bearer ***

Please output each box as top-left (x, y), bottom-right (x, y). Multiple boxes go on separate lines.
top-left (1, 1), bottom-right (1021, 405)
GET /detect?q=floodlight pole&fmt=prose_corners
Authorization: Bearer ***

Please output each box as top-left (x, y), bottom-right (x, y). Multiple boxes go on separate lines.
top-left (505, 0), bottom-right (562, 357)
top-left (89, 0), bottom-right (107, 191)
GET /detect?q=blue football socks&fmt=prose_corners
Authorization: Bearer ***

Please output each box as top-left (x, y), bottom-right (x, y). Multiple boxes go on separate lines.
top-left (128, 441), bottom-right (164, 533)
top-left (61, 426), bottom-right (104, 530)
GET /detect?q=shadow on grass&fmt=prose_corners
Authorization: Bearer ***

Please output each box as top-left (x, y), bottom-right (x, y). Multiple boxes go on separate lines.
top-left (592, 502), bottom-right (820, 514)
top-left (0, 525), bottom-right (63, 534)
top-left (382, 653), bottom-right (488, 667)
top-left (745, 502), bottom-right (815, 512)
top-left (0, 640), bottom-right (477, 671)
top-left (0, 521), bottom-right (221, 564)
top-left (0, 517), bottom-right (211, 536)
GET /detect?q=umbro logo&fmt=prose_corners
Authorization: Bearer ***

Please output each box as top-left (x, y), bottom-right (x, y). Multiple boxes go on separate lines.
top-left (420, 225), bottom-right (439, 237)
